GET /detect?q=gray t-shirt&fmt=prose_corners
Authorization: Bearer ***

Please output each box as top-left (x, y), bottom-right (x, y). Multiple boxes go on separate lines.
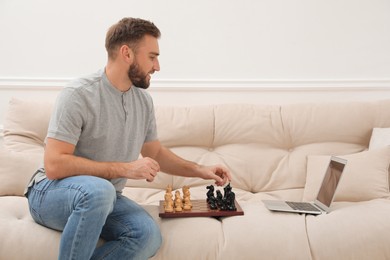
top-left (28, 69), bottom-right (158, 192)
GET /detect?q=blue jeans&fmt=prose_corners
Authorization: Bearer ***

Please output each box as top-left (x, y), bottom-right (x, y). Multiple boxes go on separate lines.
top-left (27, 176), bottom-right (162, 260)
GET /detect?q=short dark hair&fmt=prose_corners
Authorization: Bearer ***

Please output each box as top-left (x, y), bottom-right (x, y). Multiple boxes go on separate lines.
top-left (105, 17), bottom-right (161, 59)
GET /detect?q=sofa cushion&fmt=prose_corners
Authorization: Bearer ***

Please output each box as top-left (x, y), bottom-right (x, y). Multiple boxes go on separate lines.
top-left (219, 202), bottom-right (312, 260)
top-left (306, 199), bottom-right (390, 259)
top-left (0, 148), bottom-right (42, 196)
top-left (3, 98), bottom-right (54, 152)
top-left (155, 105), bottom-right (215, 147)
top-left (369, 127), bottom-right (390, 150)
top-left (281, 100), bottom-right (390, 147)
top-left (303, 146), bottom-right (390, 202)
top-left (0, 197), bottom-right (61, 260)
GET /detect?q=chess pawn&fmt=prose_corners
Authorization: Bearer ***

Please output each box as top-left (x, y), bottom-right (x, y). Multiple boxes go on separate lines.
top-left (174, 191), bottom-right (183, 212)
top-left (174, 190), bottom-right (182, 202)
top-left (183, 186), bottom-right (191, 202)
top-left (174, 199), bottom-right (183, 212)
top-left (183, 197), bottom-right (192, 210)
top-left (182, 185), bottom-right (190, 197)
top-left (164, 192), bottom-right (172, 204)
top-left (164, 200), bottom-right (174, 213)
top-left (164, 187), bottom-right (173, 207)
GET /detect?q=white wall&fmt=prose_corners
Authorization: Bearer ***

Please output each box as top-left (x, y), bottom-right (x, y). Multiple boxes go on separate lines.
top-left (1, 0), bottom-right (390, 128)
top-left (1, 0), bottom-right (389, 79)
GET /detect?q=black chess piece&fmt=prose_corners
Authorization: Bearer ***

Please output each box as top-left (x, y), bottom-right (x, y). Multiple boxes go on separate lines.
top-left (207, 184), bottom-right (236, 211)
top-left (216, 190), bottom-right (227, 210)
top-left (224, 183), bottom-right (236, 211)
top-left (206, 185), bottom-right (215, 203)
top-left (226, 191), bottom-right (236, 211)
top-left (223, 184), bottom-right (230, 199)
top-left (209, 197), bottom-right (218, 210)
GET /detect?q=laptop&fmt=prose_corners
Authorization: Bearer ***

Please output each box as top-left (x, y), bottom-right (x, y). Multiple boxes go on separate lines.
top-left (262, 156), bottom-right (347, 215)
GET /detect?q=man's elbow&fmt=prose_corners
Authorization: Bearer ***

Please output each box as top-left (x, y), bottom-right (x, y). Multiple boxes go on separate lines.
top-left (44, 160), bottom-right (62, 180)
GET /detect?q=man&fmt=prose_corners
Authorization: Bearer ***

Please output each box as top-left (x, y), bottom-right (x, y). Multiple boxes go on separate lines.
top-left (25, 17), bottom-right (231, 260)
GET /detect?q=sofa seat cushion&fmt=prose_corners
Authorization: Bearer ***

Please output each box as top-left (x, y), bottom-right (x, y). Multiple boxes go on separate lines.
top-left (306, 199), bottom-right (390, 259)
top-left (151, 201), bottom-right (313, 260)
top-left (0, 196), bottom-right (60, 260)
top-left (151, 214), bottom-right (225, 260)
top-left (219, 202), bottom-right (312, 260)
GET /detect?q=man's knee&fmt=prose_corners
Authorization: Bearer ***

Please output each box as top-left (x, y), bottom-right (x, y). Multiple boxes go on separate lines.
top-left (123, 215), bottom-right (162, 258)
top-left (72, 176), bottom-right (116, 216)
top-left (144, 219), bottom-right (162, 256)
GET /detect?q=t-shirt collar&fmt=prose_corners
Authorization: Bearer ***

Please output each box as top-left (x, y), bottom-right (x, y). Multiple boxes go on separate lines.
top-left (101, 69), bottom-right (133, 96)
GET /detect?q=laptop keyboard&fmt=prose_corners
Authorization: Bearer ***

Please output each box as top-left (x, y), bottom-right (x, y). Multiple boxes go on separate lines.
top-left (286, 201), bottom-right (321, 212)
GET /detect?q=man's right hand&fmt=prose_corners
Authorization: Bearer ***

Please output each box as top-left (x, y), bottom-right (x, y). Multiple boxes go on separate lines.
top-left (124, 157), bottom-right (160, 182)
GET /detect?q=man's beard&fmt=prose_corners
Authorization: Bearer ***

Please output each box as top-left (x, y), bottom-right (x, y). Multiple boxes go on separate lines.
top-left (127, 62), bottom-right (151, 89)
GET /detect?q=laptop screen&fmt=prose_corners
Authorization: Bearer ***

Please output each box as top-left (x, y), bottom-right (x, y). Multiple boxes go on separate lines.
top-left (316, 158), bottom-right (346, 207)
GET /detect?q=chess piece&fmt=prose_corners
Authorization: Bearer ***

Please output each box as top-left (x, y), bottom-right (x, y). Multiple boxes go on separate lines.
top-left (206, 185), bottom-right (219, 209)
top-left (166, 184), bottom-right (172, 193)
top-left (206, 185), bottom-right (215, 203)
top-left (224, 183), bottom-right (236, 211)
top-left (164, 199), bottom-right (174, 213)
top-left (216, 190), bottom-right (226, 210)
top-left (208, 197), bottom-right (218, 210)
top-left (174, 190), bottom-right (181, 201)
top-left (182, 185), bottom-right (191, 201)
top-left (181, 186), bottom-right (192, 210)
top-left (175, 204), bottom-right (183, 212)
top-left (174, 190), bottom-right (183, 212)
top-left (164, 185), bottom-right (174, 212)
top-left (164, 185), bottom-right (173, 207)
top-left (183, 197), bottom-right (192, 210)
top-left (223, 183), bottom-right (230, 199)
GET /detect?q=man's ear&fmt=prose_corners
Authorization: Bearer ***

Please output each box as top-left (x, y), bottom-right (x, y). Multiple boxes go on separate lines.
top-left (119, 45), bottom-right (134, 64)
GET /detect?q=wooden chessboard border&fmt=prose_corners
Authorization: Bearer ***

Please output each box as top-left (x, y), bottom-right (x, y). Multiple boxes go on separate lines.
top-left (158, 199), bottom-right (244, 218)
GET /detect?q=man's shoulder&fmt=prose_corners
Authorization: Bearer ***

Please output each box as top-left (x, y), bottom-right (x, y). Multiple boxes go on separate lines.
top-left (54, 70), bottom-right (104, 106)
top-left (66, 70), bottom-right (103, 91)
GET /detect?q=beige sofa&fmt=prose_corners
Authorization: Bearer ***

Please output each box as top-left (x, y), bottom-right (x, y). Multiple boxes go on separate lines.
top-left (1, 97), bottom-right (390, 260)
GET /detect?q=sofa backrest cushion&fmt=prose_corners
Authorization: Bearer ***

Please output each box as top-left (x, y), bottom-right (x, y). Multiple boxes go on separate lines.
top-left (303, 146), bottom-right (390, 202)
top-left (3, 98), bottom-right (54, 152)
top-left (143, 101), bottom-right (390, 192)
top-left (369, 127), bottom-right (390, 150)
top-left (4, 98), bottom-right (390, 194)
top-left (0, 148), bottom-right (43, 196)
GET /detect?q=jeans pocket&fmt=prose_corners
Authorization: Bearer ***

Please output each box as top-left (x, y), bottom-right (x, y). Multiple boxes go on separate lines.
top-left (28, 205), bottom-right (44, 225)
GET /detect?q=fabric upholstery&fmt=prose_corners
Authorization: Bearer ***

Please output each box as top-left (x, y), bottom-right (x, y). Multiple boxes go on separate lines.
top-left (3, 98), bottom-right (54, 152)
top-left (2, 98), bottom-right (390, 260)
top-left (0, 149), bottom-right (42, 196)
top-left (369, 127), bottom-right (390, 150)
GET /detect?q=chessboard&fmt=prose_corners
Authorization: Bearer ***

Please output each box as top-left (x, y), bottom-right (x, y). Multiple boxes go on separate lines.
top-left (159, 199), bottom-right (244, 218)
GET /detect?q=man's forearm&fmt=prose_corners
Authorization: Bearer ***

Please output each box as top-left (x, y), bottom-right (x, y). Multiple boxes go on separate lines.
top-left (154, 146), bottom-right (202, 178)
top-left (44, 153), bottom-right (124, 180)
